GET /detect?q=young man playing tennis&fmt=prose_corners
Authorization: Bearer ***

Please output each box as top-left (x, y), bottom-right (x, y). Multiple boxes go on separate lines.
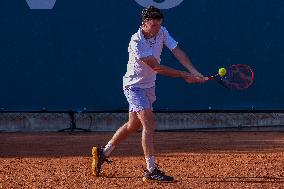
top-left (92, 6), bottom-right (207, 182)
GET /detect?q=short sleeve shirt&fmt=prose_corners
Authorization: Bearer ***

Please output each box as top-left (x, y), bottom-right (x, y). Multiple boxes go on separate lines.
top-left (123, 26), bottom-right (178, 89)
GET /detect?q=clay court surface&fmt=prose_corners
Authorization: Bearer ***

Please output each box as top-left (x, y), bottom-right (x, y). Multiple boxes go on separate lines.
top-left (0, 131), bottom-right (283, 189)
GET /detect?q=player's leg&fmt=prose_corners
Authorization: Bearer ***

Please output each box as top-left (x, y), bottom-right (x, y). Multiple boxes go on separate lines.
top-left (91, 112), bottom-right (141, 177)
top-left (137, 109), bottom-right (174, 182)
top-left (138, 87), bottom-right (156, 161)
top-left (136, 109), bottom-right (156, 162)
top-left (103, 112), bottom-right (141, 155)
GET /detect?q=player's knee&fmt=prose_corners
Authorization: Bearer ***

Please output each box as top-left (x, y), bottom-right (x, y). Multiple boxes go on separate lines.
top-left (142, 124), bottom-right (155, 134)
top-left (126, 122), bottom-right (140, 133)
top-left (142, 120), bottom-right (156, 130)
top-left (139, 118), bottom-right (156, 130)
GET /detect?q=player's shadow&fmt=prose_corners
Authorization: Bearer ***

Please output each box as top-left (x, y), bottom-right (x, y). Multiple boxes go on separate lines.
top-left (194, 176), bottom-right (284, 183)
top-left (104, 175), bottom-right (142, 179)
top-left (100, 175), bottom-right (284, 184)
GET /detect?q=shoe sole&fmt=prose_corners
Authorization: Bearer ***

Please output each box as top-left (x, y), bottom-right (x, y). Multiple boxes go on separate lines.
top-left (91, 147), bottom-right (99, 177)
top-left (142, 177), bottom-right (176, 183)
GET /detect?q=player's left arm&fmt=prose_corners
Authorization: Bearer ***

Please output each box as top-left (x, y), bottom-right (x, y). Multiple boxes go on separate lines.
top-left (172, 46), bottom-right (204, 77)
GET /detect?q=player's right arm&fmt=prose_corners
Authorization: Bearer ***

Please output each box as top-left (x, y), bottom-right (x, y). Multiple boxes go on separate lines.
top-left (140, 56), bottom-right (204, 83)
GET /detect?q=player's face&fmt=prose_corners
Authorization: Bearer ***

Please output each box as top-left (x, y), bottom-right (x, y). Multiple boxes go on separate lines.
top-left (143, 19), bottom-right (162, 37)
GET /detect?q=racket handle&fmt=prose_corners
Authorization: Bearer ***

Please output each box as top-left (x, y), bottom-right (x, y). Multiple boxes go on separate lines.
top-left (207, 76), bottom-right (215, 81)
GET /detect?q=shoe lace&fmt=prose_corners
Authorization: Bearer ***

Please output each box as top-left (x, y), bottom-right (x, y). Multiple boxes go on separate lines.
top-left (142, 163), bottom-right (166, 175)
top-left (100, 146), bottom-right (112, 164)
top-left (104, 158), bottom-right (112, 164)
top-left (155, 164), bottom-right (165, 175)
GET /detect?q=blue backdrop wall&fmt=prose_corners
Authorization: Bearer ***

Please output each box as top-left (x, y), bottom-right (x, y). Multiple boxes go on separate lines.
top-left (0, 0), bottom-right (283, 111)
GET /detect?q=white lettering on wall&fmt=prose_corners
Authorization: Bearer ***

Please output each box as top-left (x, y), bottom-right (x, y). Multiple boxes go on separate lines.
top-left (25, 0), bottom-right (184, 10)
top-left (26, 0), bottom-right (56, 9)
top-left (135, 0), bottom-right (184, 9)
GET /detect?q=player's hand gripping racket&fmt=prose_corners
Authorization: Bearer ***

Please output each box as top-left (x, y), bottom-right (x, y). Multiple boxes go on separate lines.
top-left (208, 64), bottom-right (254, 90)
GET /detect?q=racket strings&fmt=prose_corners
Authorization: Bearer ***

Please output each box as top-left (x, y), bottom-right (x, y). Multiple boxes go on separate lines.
top-left (221, 65), bottom-right (254, 90)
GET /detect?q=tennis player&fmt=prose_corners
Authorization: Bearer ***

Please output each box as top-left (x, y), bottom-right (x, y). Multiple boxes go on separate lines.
top-left (92, 6), bottom-right (207, 182)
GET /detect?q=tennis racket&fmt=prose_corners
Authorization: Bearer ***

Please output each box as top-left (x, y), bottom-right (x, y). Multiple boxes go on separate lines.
top-left (208, 64), bottom-right (254, 90)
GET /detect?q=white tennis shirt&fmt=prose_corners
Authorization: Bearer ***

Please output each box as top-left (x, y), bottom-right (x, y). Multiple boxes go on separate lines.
top-left (123, 26), bottom-right (178, 89)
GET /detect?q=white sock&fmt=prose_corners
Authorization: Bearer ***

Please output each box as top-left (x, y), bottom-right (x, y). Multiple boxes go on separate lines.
top-left (145, 156), bottom-right (156, 173)
top-left (103, 142), bottom-right (115, 157)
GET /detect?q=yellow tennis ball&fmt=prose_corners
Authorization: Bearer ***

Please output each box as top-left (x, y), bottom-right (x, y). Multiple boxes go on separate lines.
top-left (218, 67), bottom-right (227, 76)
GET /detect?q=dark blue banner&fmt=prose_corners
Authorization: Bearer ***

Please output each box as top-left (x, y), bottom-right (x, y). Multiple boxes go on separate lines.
top-left (0, 0), bottom-right (283, 111)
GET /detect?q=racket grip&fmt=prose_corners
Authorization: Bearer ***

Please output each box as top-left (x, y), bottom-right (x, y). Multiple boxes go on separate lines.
top-left (207, 76), bottom-right (215, 81)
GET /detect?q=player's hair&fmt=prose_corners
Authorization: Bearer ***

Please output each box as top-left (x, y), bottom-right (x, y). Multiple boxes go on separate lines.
top-left (141, 6), bottom-right (164, 21)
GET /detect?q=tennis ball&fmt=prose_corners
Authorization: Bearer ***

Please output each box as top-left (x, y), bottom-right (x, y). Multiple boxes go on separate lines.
top-left (218, 67), bottom-right (227, 77)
